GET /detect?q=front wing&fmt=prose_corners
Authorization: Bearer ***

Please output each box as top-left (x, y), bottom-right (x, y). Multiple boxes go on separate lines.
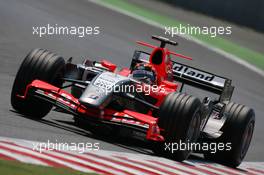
top-left (18, 80), bottom-right (164, 142)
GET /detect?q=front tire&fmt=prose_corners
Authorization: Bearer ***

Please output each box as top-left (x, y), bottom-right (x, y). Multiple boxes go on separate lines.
top-left (11, 48), bottom-right (65, 119)
top-left (153, 92), bottom-right (202, 161)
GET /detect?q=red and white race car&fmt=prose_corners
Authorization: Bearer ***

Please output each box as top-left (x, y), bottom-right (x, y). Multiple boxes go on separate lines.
top-left (11, 35), bottom-right (255, 167)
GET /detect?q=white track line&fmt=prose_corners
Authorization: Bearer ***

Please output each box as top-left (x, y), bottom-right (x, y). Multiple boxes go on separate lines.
top-left (0, 142), bottom-right (95, 173)
top-left (0, 137), bottom-right (264, 175)
top-left (190, 164), bottom-right (230, 175)
top-left (246, 168), bottom-right (264, 175)
top-left (85, 152), bottom-right (160, 175)
top-left (147, 159), bottom-right (214, 175)
top-left (116, 156), bottom-right (191, 175)
top-left (0, 149), bottom-right (48, 166)
top-left (201, 164), bottom-right (244, 175)
top-left (88, 0), bottom-right (264, 77)
top-left (42, 150), bottom-right (129, 175)
top-left (76, 152), bottom-right (144, 175)
top-left (93, 153), bottom-right (169, 175)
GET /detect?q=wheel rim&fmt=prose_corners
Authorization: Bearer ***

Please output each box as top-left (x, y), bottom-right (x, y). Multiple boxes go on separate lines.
top-left (240, 121), bottom-right (254, 159)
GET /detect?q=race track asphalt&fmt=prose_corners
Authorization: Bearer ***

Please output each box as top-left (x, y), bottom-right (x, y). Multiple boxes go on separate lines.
top-left (0, 0), bottom-right (263, 161)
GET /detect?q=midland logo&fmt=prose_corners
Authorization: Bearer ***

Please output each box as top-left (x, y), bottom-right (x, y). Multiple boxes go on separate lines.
top-left (172, 63), bottom-right (214, 82)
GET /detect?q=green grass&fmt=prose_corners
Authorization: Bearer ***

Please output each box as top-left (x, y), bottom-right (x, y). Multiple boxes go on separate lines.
top-left (99, 0), bottom-right (264, 70)
top-left (0, 159), bottom-right (98, 175)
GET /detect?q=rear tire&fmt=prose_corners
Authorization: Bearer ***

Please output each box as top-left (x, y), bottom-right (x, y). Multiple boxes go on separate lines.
top-left (204, 102), bottom-right (255, 167)
top-left (11, 48), bottom-right (65, 119)
top-left (153, 92), bottom-right (202, 161)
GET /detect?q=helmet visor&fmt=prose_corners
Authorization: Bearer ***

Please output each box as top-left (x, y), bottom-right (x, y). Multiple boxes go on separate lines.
top-left (132, 69), bottom-right (156, 82)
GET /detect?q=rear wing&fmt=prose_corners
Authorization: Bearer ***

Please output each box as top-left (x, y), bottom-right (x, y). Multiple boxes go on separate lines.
top-left (172, 61), bottom-right (234, 102)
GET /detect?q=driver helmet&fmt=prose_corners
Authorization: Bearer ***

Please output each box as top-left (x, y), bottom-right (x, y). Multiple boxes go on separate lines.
top-left (132, 63), bottom-right (157, 84)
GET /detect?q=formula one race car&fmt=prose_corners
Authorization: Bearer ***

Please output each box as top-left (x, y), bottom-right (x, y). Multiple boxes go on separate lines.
top-left (11, 35), bottom-right (255, 167)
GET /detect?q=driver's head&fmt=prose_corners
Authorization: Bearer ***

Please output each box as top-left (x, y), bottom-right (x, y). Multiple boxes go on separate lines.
top-left (132, 63), bottom-right (157, 84)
